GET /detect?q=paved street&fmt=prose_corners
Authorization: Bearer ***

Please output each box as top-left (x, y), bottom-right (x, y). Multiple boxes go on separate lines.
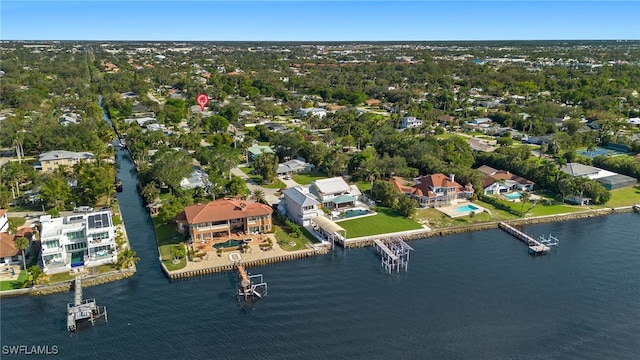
top-left (231, 167), bottom-right (302, 205)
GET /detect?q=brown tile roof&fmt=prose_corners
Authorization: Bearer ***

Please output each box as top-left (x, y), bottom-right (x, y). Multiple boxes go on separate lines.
top-left (181, 198), bottom-right (273, 225)
top-left (482, 170), bottom-right (534, 188)
top-left (366, 99), bottom-right (381, 106)
top-left (412, 174), bottom-right (473, 198)
top-left (0, 233), bottom-right (18, 258)
top-left (0, 209), bottom-right (7, 218)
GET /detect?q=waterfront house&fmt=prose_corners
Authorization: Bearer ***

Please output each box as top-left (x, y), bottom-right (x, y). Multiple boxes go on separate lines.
top-left (281, 187), bottom-right (322, 226)
top-left (0, 226), bottom-right (34, 266)
top-left (277, 159), bottom-right (314, 176)
top-left (40, 211), bottom-right (118, 274)
top-left (392, 174), bottom-right (473, 208)
top-left (560, 163), bottom-right (637, 190)
top-left (176, 198), bottom-right (273, 242)
top-left (309, 177), bottom-right (361, 209)
top-left (477, 165), bottom-right (535, 195)
top-left (33, 150), bottom-right (94, 173)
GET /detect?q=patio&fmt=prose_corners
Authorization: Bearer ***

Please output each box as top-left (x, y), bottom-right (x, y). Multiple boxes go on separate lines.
top-left (191, 232), bottom-right (268, 254)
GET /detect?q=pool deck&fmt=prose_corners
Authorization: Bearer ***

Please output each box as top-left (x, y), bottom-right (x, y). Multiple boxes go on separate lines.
top-left (437, 201), bottom-right (489, 218)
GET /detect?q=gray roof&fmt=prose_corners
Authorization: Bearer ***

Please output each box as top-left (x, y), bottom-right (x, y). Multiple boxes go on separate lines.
top-left (39, 150), bottom-right (94, 161)
top-left (277, 159), bottom-right (313, 174)
top-left (311, 177), bottom-right (351, 195)
top-left (282, 187), bottom-right (319, 207)
top-left (560, 163), bottom-right (601, 177)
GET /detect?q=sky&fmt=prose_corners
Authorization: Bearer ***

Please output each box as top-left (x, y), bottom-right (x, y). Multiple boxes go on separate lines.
top-left (1, 1), bottom-right (639, 41)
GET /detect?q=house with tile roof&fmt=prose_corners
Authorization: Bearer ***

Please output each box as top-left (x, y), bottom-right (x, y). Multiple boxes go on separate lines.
top-left (476, 165), bottom-right (535, 195)
top-left (309, 177), bottom-right (361, 209)
top-left (390, 174), bottom-right (474, 208)
top-left (281, 187), bottom-right (322, 226)
top-left (0, 209), bottom-right (7, 233)
top-left (176, 198), bottom-right (273, 242)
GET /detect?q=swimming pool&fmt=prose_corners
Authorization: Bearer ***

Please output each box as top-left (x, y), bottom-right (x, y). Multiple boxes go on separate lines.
top-left (455, 204), bottom-right (480, 213)
top-left (213, 239), bottom-right (245, 249)
top-left (504, 192), bottom-right (522, 200)
top-left (343, 209), bottom-right (370, 218)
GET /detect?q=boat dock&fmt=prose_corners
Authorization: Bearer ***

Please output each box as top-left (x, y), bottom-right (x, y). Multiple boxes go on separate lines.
top-left (66, 277), bottom-right (108, 331)
top-left (373, 237), bottom-right (413, 274)
top-left (236, 265), bottom-right (268, 300)
top-left (499, 222), bottom-right (552, 256)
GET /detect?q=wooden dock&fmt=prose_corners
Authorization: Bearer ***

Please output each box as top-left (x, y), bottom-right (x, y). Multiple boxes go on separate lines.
top-left (66, 277), bottom-right (108, 331)
top-left (373, 238), bottom-right (413, 273)
top-left (499, 222), bottom-right (550, 255)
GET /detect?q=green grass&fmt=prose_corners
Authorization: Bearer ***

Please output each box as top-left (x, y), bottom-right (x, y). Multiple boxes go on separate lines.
top-left (273, 225), bottom-right (309, 251)
top-left (338, 207), bottom-right (423, 238)
top-left (414, 207), bottom-right (497, 228)
top-left (99, 264), bottom-right (119, 273)
top-left (260, 178), bottom-right (286, 189)
top-left (478, 196), bottom-right (586, 218)
top-left (353, 181), bottom-right (372, 193)
top-left (291, 171), bottom-right (327, 185)
top-left (49, 271), bottom-right (74, 283)
top-left (604, 185), bottom-right (640, 208)
top-left (8, 217), bottom-right (26, 228)
top-left (152, 218), bottom-right (187, 271)
top-left (0, 270), bottom-right (29, 291)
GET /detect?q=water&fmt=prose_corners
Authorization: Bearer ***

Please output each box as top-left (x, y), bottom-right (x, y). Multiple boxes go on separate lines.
top-left (1, 101), bottom-right (639, 359)
top-left (455, 204), bottom-right (480, 212)
top-left (343, 209), bottom-right (370, 218)
top-left (504, 192), bottom-right (523, 200)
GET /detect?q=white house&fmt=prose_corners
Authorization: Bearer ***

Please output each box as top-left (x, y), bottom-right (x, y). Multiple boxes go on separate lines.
top-left (180, 169), bottom-right (211, 190)
top-left (277, 159), bottom-right (314, 176)
top-left (40, 211), bottom-right (118, 274)
top-left (281, 187), bottom-right (322, 226)
top-left (399, 116), bottom-right (423, 129)
top-left (309, 177), bottom-right (361, 209)
top-left (627, 117), bottom-right (640, 127)
top-left (477, 165), bottom-right (535, 195)
top-left (0, 209), bottom-right (7, 233)
top-left (296, 108), bottom-right (327, 119)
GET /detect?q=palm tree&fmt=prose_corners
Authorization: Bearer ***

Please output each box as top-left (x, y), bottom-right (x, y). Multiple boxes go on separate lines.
top-left (573, 176), bottom-right (593, 205)
top-left (117, 248), bottom-right (140, 270)
top-left (28, 265), bottom-right (49, 286)
top-left (14, 237), bottom-right (29, 271)
top-left (250, 189), bottom-right (267, 204)
top-left (520, 191), bottom-right (532, 216)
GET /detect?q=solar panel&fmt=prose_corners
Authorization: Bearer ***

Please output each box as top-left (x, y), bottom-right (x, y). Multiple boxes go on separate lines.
top-left (102, 213), bottom-right (110, 227)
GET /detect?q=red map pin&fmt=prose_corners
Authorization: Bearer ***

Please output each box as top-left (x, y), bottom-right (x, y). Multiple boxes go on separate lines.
top-left (196, 94), bottom-right (208, 111)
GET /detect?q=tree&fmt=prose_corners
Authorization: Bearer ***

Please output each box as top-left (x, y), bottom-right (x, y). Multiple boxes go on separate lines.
top-left (254, 153), bottom-right (278, 183)
top-left (117, 248), bottom-right (140, 270)
top-left (171, 243), bottom-right (187, 261)
top-left (39, 174), bottom-right (72, 210)
top-left (250, 189), bottom-right (267, 204)
top-left (396, 195), bottom-right (419, 218)
top-left (226, 175), bottom-right (250, 198)
top-left (150, 149), bottom-right (193, 192)
top-left (28, 265), bottom-right (49, 286)
top-left (14, 236), bottom-right (29, 271)
top-left (141, 181), bottom-right (160, 204)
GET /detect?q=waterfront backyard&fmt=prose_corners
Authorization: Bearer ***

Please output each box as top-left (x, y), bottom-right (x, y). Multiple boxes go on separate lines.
top-left (338, 207), bottom-right (423, 238)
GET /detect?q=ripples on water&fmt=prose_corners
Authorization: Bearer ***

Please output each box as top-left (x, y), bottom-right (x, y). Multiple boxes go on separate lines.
top-left (2, 147), bottom-right (639, 360)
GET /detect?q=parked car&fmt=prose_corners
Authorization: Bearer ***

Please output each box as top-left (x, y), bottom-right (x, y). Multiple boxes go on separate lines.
top-left (73, 206), bottom-right (94, 213)
top-left (284, 175), bottom-right (291, 180)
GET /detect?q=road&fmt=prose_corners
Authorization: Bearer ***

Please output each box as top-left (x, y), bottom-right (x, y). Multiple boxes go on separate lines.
top-left (231, 167), bottom-right (301, 205)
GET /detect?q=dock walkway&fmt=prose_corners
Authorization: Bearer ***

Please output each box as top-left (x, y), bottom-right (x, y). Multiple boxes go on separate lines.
top-left (499, 222), bottom-right (550, 255)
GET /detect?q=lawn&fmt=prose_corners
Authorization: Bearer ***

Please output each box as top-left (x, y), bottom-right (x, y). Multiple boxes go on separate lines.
top-left (273, 225), bottom-right (309, 251)
top-left (99, 264), bottom-right (119, 273)
top-left (0, 270), bottom-right (29, 291)
top-left (414, 207), bottom-right (498, 228)
top-left (261, 178), bottom-right (286, 189)
top-left (8, 217), bottom-right (26, 228)
top-left (152, 218), bottom-right (187, 271)
top-left (353, 181), bottom-right (372, 193)
top-left (604, 185), bottom-right (640, 208)
top-left (292, 171), bottom-right (327, 185)
top-left (338, 207), bottom-right (423, 238)
top-left (49, 271), bottom-right (74, 283)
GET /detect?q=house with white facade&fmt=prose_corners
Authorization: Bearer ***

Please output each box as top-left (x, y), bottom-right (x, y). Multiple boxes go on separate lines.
top-left (477, 165), bottom-right (535, 195)
top-left (281, 187), bottom-right (322, 226)
top-left (309, 177), bottom-right (361, 209)
top-left (399, 116), bottom-right (423, 129)
top-left (277, 159), bottom-right (314, 176)
top-left (40, 211), bottom-right (118, 274)
top-left (296, 108), bottom-right (327, 119)
top-left (180, 169), bottom-right (211, 190)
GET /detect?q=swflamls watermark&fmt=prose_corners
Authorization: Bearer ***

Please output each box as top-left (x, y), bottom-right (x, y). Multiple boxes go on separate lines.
top-left (2, 345), bottom-right (59, 356)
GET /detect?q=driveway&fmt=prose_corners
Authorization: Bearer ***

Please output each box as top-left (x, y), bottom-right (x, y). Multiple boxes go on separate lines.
top-left (231, 167), bottom-right (282, 206)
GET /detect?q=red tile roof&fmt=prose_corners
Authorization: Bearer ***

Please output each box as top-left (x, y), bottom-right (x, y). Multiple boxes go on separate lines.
top-left (0, 209), bottom-right (7, 219)
top-left (180, 198), bottom-right (273, 225)
top-left (0, 233), bottom-right (18, 258)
